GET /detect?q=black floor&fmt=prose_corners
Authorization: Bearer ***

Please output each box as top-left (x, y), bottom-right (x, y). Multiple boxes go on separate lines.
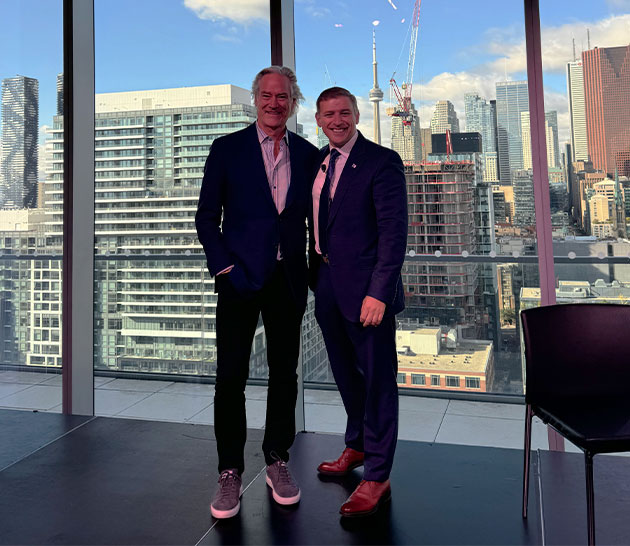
top-left (0, 409), bottom-right (627, 545)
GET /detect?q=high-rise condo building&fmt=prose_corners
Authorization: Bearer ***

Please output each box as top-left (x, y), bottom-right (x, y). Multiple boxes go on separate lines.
top-left (1, 75), bottom-right (39, 209)
top-left (583, 45), bottom-right (630, 177)
top-left (566, 59), bottom-right (588, 162)
top-left (56, 74), bottom-right (64, 116)
top-left (430, 100), bottom-right (460, 134)
top-left (402, 159), bottom-right (479, 337)
top-left (495, 80), bottom-right (529, 184)
top-left (44, 84), bottom-right (329, 380)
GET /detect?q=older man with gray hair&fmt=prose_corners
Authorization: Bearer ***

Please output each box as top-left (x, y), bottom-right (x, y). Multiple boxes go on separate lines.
top-left (196, 66), bottom-right (318, 519)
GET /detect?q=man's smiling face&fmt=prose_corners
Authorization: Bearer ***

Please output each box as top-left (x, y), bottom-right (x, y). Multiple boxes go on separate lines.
top-left (316, 96), bottom-right (360, 149)
top-left (255, 73), bottom-right (293, 134)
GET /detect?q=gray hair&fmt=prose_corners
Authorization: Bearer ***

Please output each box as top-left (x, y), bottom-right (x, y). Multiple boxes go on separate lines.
top-left (252, 66), bottom-right (304, 117)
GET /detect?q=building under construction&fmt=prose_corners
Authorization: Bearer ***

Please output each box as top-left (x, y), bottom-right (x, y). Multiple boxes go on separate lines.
top-left (402, 159), bottom-right (482, 338)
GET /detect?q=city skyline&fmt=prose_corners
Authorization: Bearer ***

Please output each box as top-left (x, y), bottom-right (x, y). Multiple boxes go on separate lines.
top-left (1, 1), bottom-right (628, 150)
top-left (1, 1), bottom-right (630, 395)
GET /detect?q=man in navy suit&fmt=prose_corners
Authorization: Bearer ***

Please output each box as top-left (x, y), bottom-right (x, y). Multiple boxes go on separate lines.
top-left (310, 87), bottom-right (407, 517)
top-left (196, 66), bottom-right (318, 519)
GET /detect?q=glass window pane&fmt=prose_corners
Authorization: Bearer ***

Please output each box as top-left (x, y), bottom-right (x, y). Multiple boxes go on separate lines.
top-left (93, 0), bottom-right (270, 418)
top-left (540, 1), bottom-right (630, 311)
top-left (0, 0), bottom-right (63, 411)
top-left (297, 0), bottom-right (536, 403)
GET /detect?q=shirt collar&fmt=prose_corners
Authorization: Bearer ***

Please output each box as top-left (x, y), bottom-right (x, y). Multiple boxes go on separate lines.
top-left (329, 130), bottom-right (358, 159)
top-left (256, 122), bottom-right (289, 146)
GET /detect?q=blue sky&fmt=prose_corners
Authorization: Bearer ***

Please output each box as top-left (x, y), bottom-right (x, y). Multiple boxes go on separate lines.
top-left (1, 0), bottom-right (629, 146)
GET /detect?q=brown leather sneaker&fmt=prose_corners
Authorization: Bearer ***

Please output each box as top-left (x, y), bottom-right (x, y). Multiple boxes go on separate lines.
top-left (339, 479), bottom-right (391, 517)
top-left (317, 447), bottom-right (365, 476)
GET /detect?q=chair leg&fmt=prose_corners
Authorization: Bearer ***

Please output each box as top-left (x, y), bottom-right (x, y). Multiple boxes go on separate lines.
top-left (523, 404), bottom-right (533, 519)
top-left (585, 451), bottom-right (595, 546)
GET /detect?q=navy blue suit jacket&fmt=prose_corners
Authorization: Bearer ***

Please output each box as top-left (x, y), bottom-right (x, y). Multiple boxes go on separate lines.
top-left (309, 131), bottom-right (408, 322)
top-left (196, 123), bottom-right (318, 312)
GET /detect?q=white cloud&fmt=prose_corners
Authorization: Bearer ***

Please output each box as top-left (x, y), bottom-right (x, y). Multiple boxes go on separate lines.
top-left (305, 5), bottom-right (331, 17)
top-left (607, 0), bottom-right (630, 10)
top-left (405, 13), bottom-right (629, 149)
top-left (486, 14), bottom-right (630, 75)
top-left (183, 0), bottom-right (268, 24)
top-left (213, 34), bottom-right (243, 44)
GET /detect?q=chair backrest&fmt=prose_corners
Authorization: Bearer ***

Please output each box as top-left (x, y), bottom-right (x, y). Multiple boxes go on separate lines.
top-left (521, 303), bottom-right (630, 404)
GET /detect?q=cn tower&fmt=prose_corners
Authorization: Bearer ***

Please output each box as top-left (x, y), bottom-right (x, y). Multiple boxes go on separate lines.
top-left (369, 27), bottom-right (384, 145)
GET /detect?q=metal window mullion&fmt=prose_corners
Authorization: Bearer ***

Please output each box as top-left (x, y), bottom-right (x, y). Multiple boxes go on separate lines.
top-left (269, 0), bottom-right (304, 431)
top-left (62, 0), bottom-right (95, 415)
top-left (524, 0), bottom-right (564, 452)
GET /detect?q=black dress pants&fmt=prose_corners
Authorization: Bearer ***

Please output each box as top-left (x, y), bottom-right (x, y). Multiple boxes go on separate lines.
top-left (214, 262), bottom-right (303, 474)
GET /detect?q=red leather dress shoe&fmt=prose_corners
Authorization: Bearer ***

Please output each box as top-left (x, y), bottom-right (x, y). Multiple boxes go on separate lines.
top-left (317, 447), bottom-right (364, 476)
top-left (340, 479), bottom-right (391, 517)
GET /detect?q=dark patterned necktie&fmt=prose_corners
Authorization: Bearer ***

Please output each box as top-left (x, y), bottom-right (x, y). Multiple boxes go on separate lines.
top-left (318, 149), bottom-right (340, 257)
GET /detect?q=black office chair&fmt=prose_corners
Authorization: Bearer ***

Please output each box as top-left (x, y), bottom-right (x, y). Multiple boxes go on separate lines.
top-left (521, 303), bottom-right (630, 546)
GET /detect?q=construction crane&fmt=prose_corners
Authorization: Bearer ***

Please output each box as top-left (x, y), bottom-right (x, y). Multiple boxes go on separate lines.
top-left (389, 0), bottom-right (421, 126)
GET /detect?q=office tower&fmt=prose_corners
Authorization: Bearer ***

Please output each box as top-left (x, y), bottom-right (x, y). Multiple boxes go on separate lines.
top-left (465, 93), bottom-right (498, 182)
top-left (484, 152), bottom-right (499, 182)
top-left (521, 111), bottom-right (557, 171)
top-left (521, 112), bottom-right (532, 170)
top-left (545, 111), bottom-right (560, 168)
top-left (316, 126), bottom-right (329, 149)
top-left (464, 93), bottom-right (497, 153)
top-left (513, 169), bottom-right (535, 227)
top-left (390, 103), bottom-right (422, 162)
top-left (1, 76), bottom-right (39, 209)
top-left (495, 80), bottom-right (529, 184)
top-left (56, 74), bottom-right (64, 115)
top-left (492, 187), bottom-right (506, 223)
top-left (420, 127), bottom-right (432, 161)
top-left (369, 29), bottom-right (384, 145)
top-left (583, 45), bottom-right (630, 177)
top-left (567, 60), bottom-right (588, 162)
top-left (588, 177), bottom-right (626, 238)
top-left (430, 100), bottom-right (460, 134)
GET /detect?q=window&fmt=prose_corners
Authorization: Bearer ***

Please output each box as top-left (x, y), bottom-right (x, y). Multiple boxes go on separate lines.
top-left (466, 377), bottom-right (481, 389)
top-left (396, 373), bottom-right (407, 385)
top-left (431, 375), bottom-right (441, 387)
top-left (446, 376), bottom-right (461, 388)
top-left (411, 373), bottom-right (426, 385)
top-left (93, 0), bottom-right (270, 394)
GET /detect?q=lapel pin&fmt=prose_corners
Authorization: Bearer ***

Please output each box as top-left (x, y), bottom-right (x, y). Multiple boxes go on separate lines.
top-left (352, 163), bottom-right (357, 168)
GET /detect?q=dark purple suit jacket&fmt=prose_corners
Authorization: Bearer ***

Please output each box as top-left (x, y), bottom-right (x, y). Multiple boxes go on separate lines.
top-left (309, 131), bottom-right (408, 322)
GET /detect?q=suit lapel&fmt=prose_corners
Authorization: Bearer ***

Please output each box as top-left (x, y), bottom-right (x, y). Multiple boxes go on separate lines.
top-left (328, 132), bottom-right (367, 226)
top-left (247, 123), bottom-right (278, 213)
